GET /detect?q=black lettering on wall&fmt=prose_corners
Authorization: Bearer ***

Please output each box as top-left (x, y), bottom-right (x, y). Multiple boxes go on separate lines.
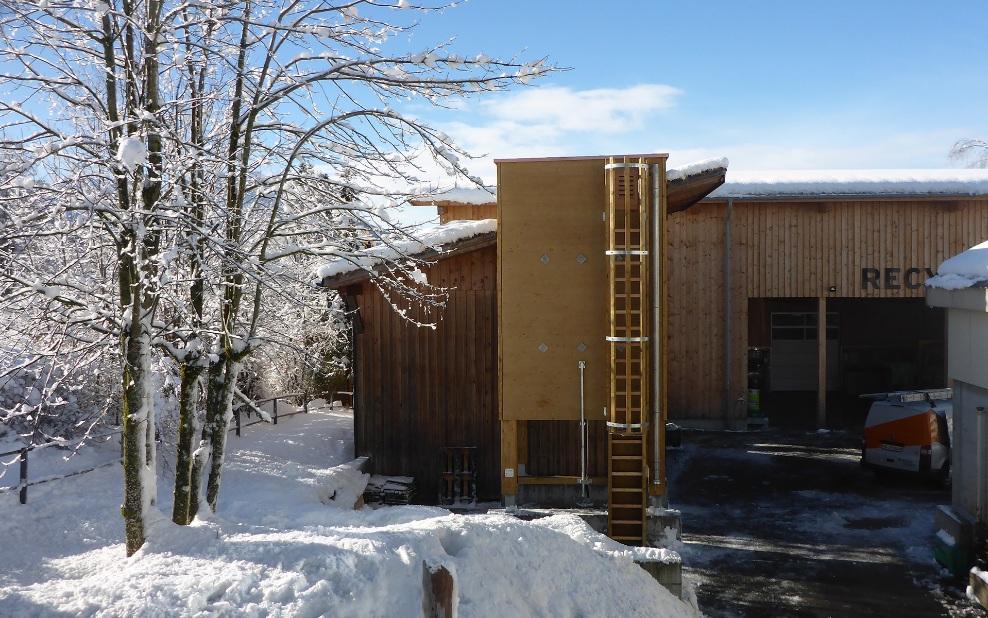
top-left (862, 268), bottom-right (880, 289)
top-left (884, 267), bottom-right (901, 290)
top-left (905, 267), bottom-right (922, 289)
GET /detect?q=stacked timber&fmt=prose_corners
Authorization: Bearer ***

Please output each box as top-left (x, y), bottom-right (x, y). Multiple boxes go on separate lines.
top-left (364, 475), bottom-right (416, 506)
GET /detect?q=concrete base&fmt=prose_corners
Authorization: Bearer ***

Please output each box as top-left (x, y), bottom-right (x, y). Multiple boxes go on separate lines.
top-left (971, 569), bottom-right (988, 610)
top-left (636, 559), bottom-right (683, 599)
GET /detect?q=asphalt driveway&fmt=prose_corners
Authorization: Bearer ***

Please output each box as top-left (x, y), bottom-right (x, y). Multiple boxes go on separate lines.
top-left (666, 427), bottom-right (986, 617)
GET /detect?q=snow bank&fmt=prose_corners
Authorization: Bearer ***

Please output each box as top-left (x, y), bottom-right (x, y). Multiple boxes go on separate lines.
top-left (316, 219), bottom-right (496, 282)
top-left (709, 169), bottom-right (988, 199)
top-left (926, 239), bottom-right (988, 290)
top-left (0, 404), bottom-right (698, 617)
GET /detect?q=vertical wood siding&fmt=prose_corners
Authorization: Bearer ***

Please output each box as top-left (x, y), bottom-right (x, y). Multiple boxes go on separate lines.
top-left (355, 245), bottom-right (499, 503)
top-left (439, 203), bottom-right (497, 224)
top-left (666, 198), bottom-right (988, 424)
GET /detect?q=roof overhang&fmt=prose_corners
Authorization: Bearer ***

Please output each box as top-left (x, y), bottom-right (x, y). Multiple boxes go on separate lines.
top-left (667, 166), bottom-right (728, 214)
top-left (319, 230), bottom-right (498, 290)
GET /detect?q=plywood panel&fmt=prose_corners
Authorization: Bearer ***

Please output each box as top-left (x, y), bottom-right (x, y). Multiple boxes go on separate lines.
top-left (499, 158), bottom-right (615, 421)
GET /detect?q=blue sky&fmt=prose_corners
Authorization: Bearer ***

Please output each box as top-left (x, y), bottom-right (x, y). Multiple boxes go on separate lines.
top-left (392, 0), bottom-right (988, 194)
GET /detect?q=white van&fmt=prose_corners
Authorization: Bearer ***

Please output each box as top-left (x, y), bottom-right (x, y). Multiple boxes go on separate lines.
top-left (860, 389), bottom-right (952, 485)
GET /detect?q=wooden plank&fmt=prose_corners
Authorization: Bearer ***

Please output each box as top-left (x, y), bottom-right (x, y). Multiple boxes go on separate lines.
top-left (517, 475), bottom-right (607, 485)
top-left (500, 420), bottom-right (518, 496)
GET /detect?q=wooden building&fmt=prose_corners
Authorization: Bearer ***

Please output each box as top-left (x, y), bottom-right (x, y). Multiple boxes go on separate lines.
top-left (319, 223), bottom-right (499, 504)
top-left (320, 160), bottom-right (988, 524)
top-left (671, 170), bottom-right (988, 429)
top-left (320, 155), bottom-right (725, 545)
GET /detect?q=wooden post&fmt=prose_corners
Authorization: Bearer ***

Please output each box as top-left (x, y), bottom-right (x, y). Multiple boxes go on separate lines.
top-left (422, 560), bottom-right (456, 618)
top-left (303, 393), bottom-right (309, 414)
top-left (817, 296), bottom-right (827, 429)
top-left (273, 398), bottom-right (278, 425)
top-left (235, 407), bottom-right (242, 437)
top-left (500, 420), bottom-right (518, 505)
top-left (19, 447), bottom-right (27, 504)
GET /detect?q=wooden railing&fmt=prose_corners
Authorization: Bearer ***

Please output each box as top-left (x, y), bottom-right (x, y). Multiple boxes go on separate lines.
top-left (2, 391), bottom-right (348, 504)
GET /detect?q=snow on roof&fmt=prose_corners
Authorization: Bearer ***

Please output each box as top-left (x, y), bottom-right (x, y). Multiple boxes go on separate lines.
top-left (316, 218), bottom-right (496, 282)
top-left (708, 169), bottom-right (988, 199)
top-left (411, 185), bottom-right (497, 205)
top-left (667, 157), bottom-right (729, 181)
top-left (925, 239), bottom-right (988, 290)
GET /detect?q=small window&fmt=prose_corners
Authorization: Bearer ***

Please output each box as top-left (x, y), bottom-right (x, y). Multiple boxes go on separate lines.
top-left (771, 312), bottom-right (839, 341)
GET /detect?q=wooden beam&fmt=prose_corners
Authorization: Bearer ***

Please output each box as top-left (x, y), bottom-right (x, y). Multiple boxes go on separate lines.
top-left (517, 475), bottom-right (608, 485)
top-left (500, 420), bottom-right (518, 497)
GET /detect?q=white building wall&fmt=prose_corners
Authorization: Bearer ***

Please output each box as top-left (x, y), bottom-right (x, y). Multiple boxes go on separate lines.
top-left (952, 384), bottom-right (988, 521)
top-left (947, 306), bottom-right (988, 390)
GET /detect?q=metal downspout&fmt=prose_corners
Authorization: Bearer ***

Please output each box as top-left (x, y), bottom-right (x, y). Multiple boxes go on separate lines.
top-left (579, 360), bottom-right (588, 502)
top-left (725, 199), bottom-right (734, 425)
top-left (978, 406), bottom-right (985, 522)
top-left (651, 165), bottom-right (661, 485)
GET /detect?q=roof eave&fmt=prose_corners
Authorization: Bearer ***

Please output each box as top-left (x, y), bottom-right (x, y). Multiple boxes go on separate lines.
top-left (319, 230), bottom-right (498, 290)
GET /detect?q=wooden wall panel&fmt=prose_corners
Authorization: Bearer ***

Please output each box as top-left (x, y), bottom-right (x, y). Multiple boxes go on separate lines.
top-left (666, 197), bottom-right (988, 425)
top-left (353, 245), bottom-right (499, 503)
top-left (439, 203), bottom-right (497, 225)
top-left (498, 158), bottom-right (613, 422)
top-left (525, 420), bottom-right (608, 477)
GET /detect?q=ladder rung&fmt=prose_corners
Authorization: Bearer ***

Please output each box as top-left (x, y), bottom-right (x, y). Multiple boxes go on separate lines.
top-left (610, 536), bottom-right (644, 541)
top-left (611, 472), bottom-right (643, 477)
top-left (610, 488), bottom-right (643, 493)
top-left (610, 520), bottom-right (644, 525)
top-left (611, 456), bottom-right (643, 460)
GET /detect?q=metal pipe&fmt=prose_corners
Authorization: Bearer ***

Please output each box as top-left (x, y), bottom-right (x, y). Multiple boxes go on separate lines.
top-left (650, 164), bottom-right (661, 485)
top-left (579, 360), bottom-right (588, 499)
top-left (725, 198), bottom-right (734, 424)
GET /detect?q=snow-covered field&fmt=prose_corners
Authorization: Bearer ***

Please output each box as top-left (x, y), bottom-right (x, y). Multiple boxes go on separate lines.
top-left (0, 403), bottom-right (698, 617)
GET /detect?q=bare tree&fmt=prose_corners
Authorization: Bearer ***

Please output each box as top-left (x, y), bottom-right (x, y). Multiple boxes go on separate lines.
top-left (0, 0), bottom-right (553, 555)
top-left (950, 139), bottom-right (988, 168)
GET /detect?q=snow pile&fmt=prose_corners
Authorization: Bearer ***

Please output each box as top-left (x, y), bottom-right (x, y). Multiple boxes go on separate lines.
top-left (0, 405), bottom-right (697, 617)
top-left (316, 218), bottom-right (496, 282)
top-left (709, 169), bottom-right (988, 199)
top-left (925, 239), bottom-right (988, 290)
top-left (667, 157), bottom-right (729, 182)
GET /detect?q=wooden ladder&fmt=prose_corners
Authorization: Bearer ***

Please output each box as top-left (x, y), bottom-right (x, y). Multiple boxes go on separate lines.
top-left (604, 157), bottom-right (652, 546)
top-left (608, 434), bottom-right (647, 543)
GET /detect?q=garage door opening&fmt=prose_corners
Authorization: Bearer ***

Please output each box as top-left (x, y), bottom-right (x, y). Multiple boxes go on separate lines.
top-left (747, 297), bottom-right (946, 429)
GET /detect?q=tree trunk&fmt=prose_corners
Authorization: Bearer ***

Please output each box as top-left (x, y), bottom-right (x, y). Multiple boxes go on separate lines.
top-left (171, 362), bottom-right (201, 525)
top-left (204, 356), bottom-right (240, 513)
top-left (190, 355), bottom-right (241, 518)
top-left (121, 295), bottom-right (155, 556)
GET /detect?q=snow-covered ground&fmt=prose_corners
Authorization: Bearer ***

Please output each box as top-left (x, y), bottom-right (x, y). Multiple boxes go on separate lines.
top-left (0, 403), bottom-right (698, 617)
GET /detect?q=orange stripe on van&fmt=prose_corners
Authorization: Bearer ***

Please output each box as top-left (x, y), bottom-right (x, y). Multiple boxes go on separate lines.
top-left (863, 410), bottom-right (938, 449)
